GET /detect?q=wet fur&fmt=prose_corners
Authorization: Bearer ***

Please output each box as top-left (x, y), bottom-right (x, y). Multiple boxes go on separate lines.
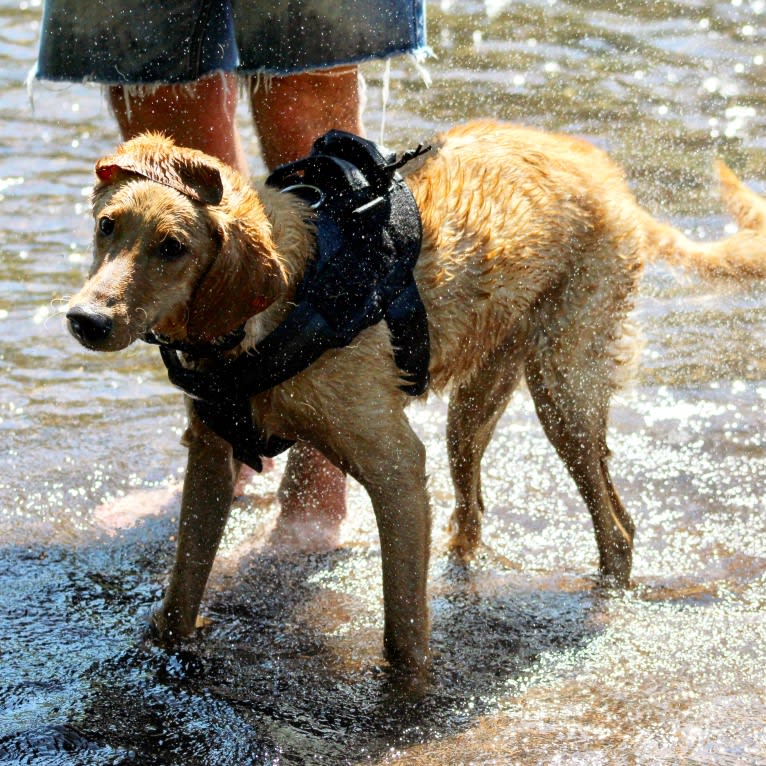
top-left (67, 121), bottom-right (766, 676)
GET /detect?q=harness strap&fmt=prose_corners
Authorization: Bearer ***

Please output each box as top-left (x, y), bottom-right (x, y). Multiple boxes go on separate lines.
top-left (160, 131), bottom-right (431, 471)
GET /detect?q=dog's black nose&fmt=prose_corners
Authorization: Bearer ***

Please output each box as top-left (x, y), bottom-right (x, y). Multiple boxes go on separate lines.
top-left (66, 306), bottom-right (113, 346)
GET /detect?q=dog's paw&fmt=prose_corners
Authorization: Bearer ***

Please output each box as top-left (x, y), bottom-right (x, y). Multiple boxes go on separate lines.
top-left (446, 532), bottom-right (480, 562)
top-left (379, 649), bottom-right (433, 701)
top-left (142, 608), bottom-right (201, 648)
top-left (385, 665), bottom-right (431, 701)
top-left (446, 511), bottom-right (483, 561)
top-left (594, 571), bottom-right (635, 591)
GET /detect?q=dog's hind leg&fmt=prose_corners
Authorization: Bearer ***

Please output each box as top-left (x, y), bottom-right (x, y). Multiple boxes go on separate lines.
top-left (525, 349), bottom-right (634, 585)
top-left (153, 404), bottom-right (238, 643)
top-left (446, 331), bottom-right (527, 559)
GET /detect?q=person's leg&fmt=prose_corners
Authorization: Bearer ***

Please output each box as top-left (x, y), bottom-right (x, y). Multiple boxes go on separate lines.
top-left (249, 66), bottom-right (362, 527)
top-left (108, 67), bottom-right (354, 530)
top-left (250, 66), bottom-right (363, 169)
top-left (109, 72), bottom-right (263, 493)
top-left (274, 442), bottom-right (346, 539)
top-left (108, 72), bottom-right (249, 176)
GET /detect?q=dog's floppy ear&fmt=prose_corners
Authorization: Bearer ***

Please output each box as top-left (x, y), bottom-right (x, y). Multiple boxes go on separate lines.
top-left (186, 212), bottom-right (285, 343)
top-left (95, 134), bottom-right (224, 206)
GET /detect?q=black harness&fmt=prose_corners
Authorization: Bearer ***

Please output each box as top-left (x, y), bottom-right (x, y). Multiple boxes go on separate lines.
top-left (159, 131), bottom-right (431, 471)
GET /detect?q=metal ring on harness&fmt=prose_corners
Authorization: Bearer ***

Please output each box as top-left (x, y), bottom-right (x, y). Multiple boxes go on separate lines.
top-left (278, 183), bottom-right (325, 209)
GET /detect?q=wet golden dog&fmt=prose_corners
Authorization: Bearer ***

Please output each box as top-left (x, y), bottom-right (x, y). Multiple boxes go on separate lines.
top-left (66, 121), bottom-right (766, 677)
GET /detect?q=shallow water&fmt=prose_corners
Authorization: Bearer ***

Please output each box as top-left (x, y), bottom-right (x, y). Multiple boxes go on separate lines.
top-left (1, 1), bottom-right (766, 764)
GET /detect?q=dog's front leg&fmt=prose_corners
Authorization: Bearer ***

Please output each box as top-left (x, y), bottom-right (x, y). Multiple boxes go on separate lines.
top-left (153, 399), bottom-right (237, 644)
top-left (347, 422), bottom-right (432, 678)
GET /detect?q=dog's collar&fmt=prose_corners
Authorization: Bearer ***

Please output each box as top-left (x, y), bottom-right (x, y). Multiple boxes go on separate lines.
top-left (143, 324), bottom-right (246, 356)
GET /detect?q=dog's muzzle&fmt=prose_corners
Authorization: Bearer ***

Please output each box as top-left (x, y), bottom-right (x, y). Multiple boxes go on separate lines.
top-left (66, 306), bottom-right (113, 347)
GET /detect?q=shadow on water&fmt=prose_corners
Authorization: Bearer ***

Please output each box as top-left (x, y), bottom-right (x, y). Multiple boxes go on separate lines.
top-left (0, 509), bottom-right (605, 765)
top-left (0, 508), bottom-right (600, 766)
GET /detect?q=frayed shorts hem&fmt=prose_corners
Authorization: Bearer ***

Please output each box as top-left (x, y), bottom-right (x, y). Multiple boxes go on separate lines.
top-left (35, 0), bottom-right (427, 85)
top-left (33, 45), bottom-right (432, 87)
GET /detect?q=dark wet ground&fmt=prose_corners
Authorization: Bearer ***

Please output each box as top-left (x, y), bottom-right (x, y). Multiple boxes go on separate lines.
top-left (2, 1), bottom-right (766, 763)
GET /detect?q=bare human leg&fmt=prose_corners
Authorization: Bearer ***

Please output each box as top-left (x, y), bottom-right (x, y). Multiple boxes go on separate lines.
top-left (250, 67), bottom-right (364, 534)
top-left (108, 72), bottom-right (261, 493)
top-left (250, 66), bottom-right (363, 168)
top-left (108, 67), bottom-right (360, 537)
top-left (108, 72), bottom-right (249, 175)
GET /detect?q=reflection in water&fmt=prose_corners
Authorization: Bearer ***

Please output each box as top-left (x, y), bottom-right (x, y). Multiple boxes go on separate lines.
top-left (1, 1), bottom-right (766, 764)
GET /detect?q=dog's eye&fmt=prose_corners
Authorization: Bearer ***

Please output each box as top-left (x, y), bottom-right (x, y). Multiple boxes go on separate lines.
top-left (98, 216), bottom-right (115, 236)
top-left (157, 236), bottom-right (187, 260)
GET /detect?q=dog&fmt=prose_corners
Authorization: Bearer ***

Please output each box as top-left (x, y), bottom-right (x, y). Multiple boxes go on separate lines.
top-left (65, 121), bottom-right (766, 678)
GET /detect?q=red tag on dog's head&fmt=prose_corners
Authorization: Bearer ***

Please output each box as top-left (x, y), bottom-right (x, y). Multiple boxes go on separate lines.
top-left (95, 163), bottom-right (121, 184)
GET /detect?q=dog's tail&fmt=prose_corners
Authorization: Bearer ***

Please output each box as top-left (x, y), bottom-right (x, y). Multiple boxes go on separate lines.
top-left (715, 160), bottom-right (766, 231)
top-left (639, 163), bottom-right (766, 280)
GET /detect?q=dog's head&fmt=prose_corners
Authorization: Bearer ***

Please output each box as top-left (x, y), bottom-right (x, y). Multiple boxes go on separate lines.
top-left (67, 133), bottom-right (286, 352)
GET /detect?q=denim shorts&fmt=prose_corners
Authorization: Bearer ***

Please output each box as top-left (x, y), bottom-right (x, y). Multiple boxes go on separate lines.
top-left (36, 0), bottom-right (427, 83)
